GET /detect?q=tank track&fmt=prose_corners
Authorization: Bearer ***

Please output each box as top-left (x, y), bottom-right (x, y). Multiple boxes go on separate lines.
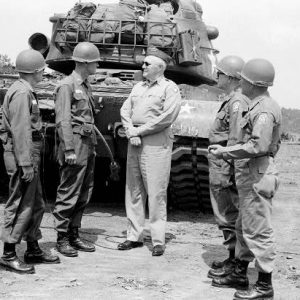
top-left (168, 137), bottom-right (211, 212)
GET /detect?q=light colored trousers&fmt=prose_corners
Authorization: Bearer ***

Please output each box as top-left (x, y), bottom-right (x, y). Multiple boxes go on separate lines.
top-left (125, 129), bottom-right (173, 246)
top-left (234, 156), bottom-right (279, 273)
top-left (208, 154), bottom-right (239, 252)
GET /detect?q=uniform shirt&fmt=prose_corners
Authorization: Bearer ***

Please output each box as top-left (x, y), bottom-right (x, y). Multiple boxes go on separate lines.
top-left (209, 90), bottom-right (249, 146)
top-left (1, 79), bottom-right (42, 167)
top-left (222, 92), bottom-right (282, 160)
top-left (120, 76), bottom-right (181, 137)
top-left (54, 71), bottom-right (95, 151)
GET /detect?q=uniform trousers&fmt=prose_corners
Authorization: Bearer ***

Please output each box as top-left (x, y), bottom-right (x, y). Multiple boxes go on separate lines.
top-left (208, 154), bottom-right (239, 251)
top-left (234, 156), bottom-right (279, 273)
top-left (125, 129), bottom-right (173, 246)
top-left (54, 133), bottom-right (95, 232)
top-left (1, 140), bottom-right (44, 243)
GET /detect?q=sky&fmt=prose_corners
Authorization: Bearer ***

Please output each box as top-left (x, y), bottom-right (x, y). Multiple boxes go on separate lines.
top-left (0, 0), bottom-right (299, 109)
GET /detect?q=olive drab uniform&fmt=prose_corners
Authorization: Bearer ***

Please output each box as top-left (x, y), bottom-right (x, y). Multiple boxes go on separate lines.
top-left (208, 91), bottom-right (249, 252)
top-left (222, 92), bottom-right (282, 273)
top-left (120, 76), bottom-right (181, 246)
top-left (53, 71), bottom-right (97, 232)
top-left (0, 79), bottom-right (45, 243)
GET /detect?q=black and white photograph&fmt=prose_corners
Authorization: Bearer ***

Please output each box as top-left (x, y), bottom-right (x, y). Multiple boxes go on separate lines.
top-left (0, 0), bottom-right (299, 299)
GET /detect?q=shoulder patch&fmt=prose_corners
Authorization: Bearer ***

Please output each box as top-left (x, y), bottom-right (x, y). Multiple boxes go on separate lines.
top-left (256, 113), bottom-right (268, 125)
top-left (232, 101), bottom-right (240, 113)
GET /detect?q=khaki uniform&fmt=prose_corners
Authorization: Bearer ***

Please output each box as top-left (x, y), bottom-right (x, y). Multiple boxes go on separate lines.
top-left (208, 91), bottom-right (249, 252)
top-left (222, 92), bottom-right (282, 273)
top-left (53, 71), bottom-right (96, 232)
top-left (120, 76), bottom-right (181, 246)
top-left (0, 79), bottom-right (45, 243)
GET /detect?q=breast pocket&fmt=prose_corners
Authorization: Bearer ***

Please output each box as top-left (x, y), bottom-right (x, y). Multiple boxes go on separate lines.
top-left (73, 92), bottom-right (89, 111)
top-left (147, 94), bottom-right (164, 111)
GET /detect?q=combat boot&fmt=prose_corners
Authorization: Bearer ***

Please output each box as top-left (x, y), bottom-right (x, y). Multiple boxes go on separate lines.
top-left (208, 257), bottom-right (236, 279)
top-left (212, 259), bottom-right (249, 289)
top-left (24, 241), bottom-right (60, 264)
top-left (56, 232), bottom-right (78, 257)
top-left (233, 272), bottom-right (274, 300)
top-left (0, 243), bottom-right (35, 274)
top-left (211, 250), bottom-right (235, 269)
top-left (68, 227), bottom-right (95, 252)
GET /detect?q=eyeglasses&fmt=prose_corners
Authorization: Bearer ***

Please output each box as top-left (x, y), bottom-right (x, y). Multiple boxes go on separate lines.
top-left (216, 71), bottom-right (225, 78)
top-left (143, 61), bottom-right (151, 67)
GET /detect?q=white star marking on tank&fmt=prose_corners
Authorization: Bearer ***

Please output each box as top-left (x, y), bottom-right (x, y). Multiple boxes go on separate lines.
top-left (179, 103), bottom-right (195, 114)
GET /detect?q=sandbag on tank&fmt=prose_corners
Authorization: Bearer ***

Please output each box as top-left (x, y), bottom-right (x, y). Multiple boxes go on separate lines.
top-left (144, 3), bottom-right (177, 48)
top-left (57, 2), bottom-right (96, 45)
top-left (117, 0), bottom-right (146, 44)
top-left (88, 5), bottom-right (119, 43)
top-left (176, 0), bottom-right (202, 20)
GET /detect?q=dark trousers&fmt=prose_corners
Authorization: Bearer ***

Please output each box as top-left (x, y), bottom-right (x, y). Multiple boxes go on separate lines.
top-left (54, 134), bottom-right (95, 232)
top-left (0, 141), bottom-right (45, 243)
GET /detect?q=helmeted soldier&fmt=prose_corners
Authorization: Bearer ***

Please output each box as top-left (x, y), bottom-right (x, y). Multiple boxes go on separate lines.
top-left (0, 49), bottom-right (60, 274)
top-left (209, 58), bottom-right (281, 300)
top-left (53, 42), bottom-right (100, 257)
top-left (207, 56), bottom-right (250, 280)
top-left (118, 46), bottom-right (181, 256)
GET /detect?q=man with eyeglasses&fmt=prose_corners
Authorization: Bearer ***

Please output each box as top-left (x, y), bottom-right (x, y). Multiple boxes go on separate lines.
top-left (207, 56), bottom-right (251, 281)
top-left (0, 49), bottom-right (60, 274)
top-left (118, 46), bottom-right (181, 256)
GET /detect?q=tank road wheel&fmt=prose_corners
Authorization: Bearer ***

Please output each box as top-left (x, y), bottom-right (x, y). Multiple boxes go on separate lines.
top-left (168, 138), bottom-right (211, 212)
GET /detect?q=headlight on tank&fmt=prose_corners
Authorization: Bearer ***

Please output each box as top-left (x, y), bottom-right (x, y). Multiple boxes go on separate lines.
top-left (116, 126), bottom-right (127, 138)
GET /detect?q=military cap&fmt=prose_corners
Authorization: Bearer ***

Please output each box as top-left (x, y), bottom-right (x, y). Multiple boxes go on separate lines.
top-left (146, 46), bottom-right (172, 64)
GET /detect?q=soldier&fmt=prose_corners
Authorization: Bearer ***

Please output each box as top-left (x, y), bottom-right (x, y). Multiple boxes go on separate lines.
top-left (53, 42), bottom-right (100, 257)
top-left (207, 56), bottom-right (250, 279)
top-left (118, 47), bottom-right (181, 256)
top-left (209, 59), bottom-right (281, 300)
top-left (0, 49), bottom-right (60, 274)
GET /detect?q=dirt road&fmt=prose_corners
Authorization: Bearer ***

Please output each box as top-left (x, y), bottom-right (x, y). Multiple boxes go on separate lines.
top-left (0, 143), bottom-right (300, 300)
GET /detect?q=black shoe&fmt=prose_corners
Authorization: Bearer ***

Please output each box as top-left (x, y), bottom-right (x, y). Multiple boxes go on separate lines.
top-left (234, 273), bottom-right (274, 300)
top-left (211, 257), bottom-right (230, 269)
top-left (211, 250), bottom-right (235, 269)
top-left (117, 240), bottom-right (144, 250)
top-left (212, 260), bottom-right (249, 289)
top-left (152, 245), bottom-right (165, 256)
top-left (233, 283), bottom-right (274, 299)
top-left (25, 241), bottom-right (60, 264)
top-left (24, 250), bottom-right (60, 264)
top-left (56, 232), bottom-right (78, 257)
top-left (68, 227), bottom-right (95, 252)
top-left (208, 259), bottom-right (236, 279)
top-left (212, 272), bottom-right (249, 289)
top-left (0, 255), bottom-right (35, 274)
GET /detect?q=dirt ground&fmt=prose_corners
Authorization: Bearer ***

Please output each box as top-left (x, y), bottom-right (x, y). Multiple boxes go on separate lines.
top-left (0, 143), bottom-right (300, 300)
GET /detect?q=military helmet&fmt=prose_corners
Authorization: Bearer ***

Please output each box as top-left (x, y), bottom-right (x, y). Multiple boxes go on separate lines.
top-left (216, 56), bottom-right (245, 79)
top-left (240, 58), bottom-right (275, 87)
top-left (15, 49), bottom-right (46, 73)
top-left (72, 42), bottom-right (101, 63)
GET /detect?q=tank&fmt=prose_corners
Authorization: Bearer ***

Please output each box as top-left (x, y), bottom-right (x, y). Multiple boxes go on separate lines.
top-left (0, 0), bottom-right (225, 210)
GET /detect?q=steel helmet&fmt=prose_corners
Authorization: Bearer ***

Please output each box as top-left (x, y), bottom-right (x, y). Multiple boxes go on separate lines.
top-left (15, 49), bottom-right (46, 73)
top-left (216, 56), bottom-right (245, 79)
top-left (72, 42), bottom-right (101, 63)
top-left (240, 58), bottom-right (275, 87)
